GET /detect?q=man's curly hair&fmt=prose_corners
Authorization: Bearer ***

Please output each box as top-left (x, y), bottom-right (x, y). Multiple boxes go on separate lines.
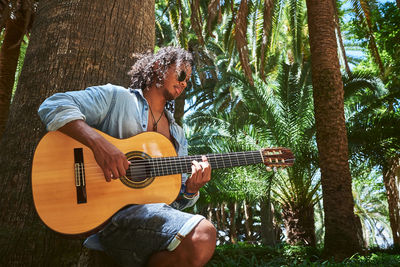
top-left (128, 46), bottom-right (194, 90)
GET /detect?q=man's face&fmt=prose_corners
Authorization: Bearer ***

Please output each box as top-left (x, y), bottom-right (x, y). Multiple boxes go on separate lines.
top-left (162, 63), bottom-right (192, 101)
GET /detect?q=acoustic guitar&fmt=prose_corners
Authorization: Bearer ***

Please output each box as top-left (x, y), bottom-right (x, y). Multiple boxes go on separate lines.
top-left (31, 130), bottom-right (294, 235)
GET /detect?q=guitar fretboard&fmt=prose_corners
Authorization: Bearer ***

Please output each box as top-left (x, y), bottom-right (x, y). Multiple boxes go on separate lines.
top-left (128, 151), bottom-right (263, 178)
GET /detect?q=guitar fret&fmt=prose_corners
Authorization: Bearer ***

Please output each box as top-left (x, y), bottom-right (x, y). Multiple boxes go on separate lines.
top-left (151, 159), bottom-right (156, 176)
top-left (155, 158), bottom-right (161, 176)
top-left (212, 154), bottom-right (218, 169)
top-left (162, 157), bottom-right (167, 176)
top-left (227, 154), bottom-right (232, 168)
top-left (150, 159), bottom-right (155, 177)
top-left (166, 157), bottom-right (170, 175)
top-left (146, 149), bottom-right (287, 177)
top-left (172, 157), bottom-right (178, 175)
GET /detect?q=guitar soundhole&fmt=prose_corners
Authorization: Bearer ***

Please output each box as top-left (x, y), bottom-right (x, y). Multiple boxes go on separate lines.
top-left (120, 151), bottom-right (155, 189)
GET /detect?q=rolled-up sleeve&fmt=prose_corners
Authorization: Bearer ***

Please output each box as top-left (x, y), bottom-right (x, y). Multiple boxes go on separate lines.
top-left (38, 84), bottom-right (115, 131)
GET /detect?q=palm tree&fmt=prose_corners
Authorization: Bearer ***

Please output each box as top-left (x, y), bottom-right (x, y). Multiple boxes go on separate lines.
top-left (246, 62), bottom-right (320, 246)
top-left (181, 0), bottom-right (321, 247)
top-left (344, 71), bottom-right (400, 247)
top-left (188, 55), bottom-right (320, 246)
top-left (347, 0), bottom-right (384, 76)
top-left (305, 0), bottom-right (363, 259)
top-left (0, 0), bottom-right (155, 265)
top-left (156, 0), bottom-right (293, 118)
top-left (352, 169), bottom-right (392, 248)
top-left (345, 3), bottom-right (400, 247)
top-left (186, 109), bottom-right (276, 244)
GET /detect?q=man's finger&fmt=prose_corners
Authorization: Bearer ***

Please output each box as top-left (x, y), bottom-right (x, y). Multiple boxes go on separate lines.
top-left (191, 164), bottom-right (198, 180)
top-left (104, 169), bottom-right (112, 182)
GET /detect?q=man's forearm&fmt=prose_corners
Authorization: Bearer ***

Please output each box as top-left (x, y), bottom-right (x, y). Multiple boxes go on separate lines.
top-left (58, 119), bottom-right (103, 151)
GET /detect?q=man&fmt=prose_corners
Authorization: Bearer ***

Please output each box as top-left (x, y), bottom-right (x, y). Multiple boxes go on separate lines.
top-left (38, 47), bottom-right (216, 266)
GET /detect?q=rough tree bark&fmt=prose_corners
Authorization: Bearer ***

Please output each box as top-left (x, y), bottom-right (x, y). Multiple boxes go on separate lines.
top-left (0, 0), bottom-right (154, 265)
top-left (282, 204), bottom-right (316, 247)
top-left (243, 199), bottom-right (253, 242)
top-left (260, 196), bottom-right (277, 246)
top-left (305, 0), bottom-right (363, 260)
top-left (228, 201), bottom-right (238, 244)
top-left (0, 7), bottom-right (29, 139)
top-left (383, 157), bottom-right (400, 247)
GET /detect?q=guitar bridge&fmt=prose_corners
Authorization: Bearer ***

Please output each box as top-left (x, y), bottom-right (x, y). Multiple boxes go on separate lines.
top-left (74, 148), bottom-right (87, 204)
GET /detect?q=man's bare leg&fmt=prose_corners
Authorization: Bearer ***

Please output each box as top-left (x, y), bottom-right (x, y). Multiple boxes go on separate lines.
top-left (147, 219), bottom-right (216, 267)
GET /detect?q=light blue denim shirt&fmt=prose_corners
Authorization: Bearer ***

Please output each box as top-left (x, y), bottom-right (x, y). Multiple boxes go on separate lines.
top-left (38, 83), bottom-right (198, 209)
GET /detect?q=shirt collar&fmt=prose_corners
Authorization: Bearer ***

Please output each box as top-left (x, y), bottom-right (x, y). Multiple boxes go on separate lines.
top-left (130, 88), bottom-right (176, 124)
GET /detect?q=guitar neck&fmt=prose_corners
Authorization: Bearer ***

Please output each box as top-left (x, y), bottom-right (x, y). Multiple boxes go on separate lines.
top-left (148, 151), bottom-right (263, 177)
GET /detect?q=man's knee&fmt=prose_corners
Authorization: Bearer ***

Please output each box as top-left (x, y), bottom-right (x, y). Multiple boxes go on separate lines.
top-left (186, 219), bottom-right (216, 266)
top-left (192, 219), bottom-right (217, 245)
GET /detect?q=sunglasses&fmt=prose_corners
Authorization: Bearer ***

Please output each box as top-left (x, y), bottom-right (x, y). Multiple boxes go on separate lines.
top-left (177, 70), bottom-right (187, 82)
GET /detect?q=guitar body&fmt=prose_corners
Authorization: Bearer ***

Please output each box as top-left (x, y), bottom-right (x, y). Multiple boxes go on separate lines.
top-left (31, 130), bottom-right (181, 235)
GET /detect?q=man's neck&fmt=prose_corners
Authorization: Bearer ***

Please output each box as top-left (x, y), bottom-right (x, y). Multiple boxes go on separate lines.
top-left (143, 86), bottom-right (166, 113)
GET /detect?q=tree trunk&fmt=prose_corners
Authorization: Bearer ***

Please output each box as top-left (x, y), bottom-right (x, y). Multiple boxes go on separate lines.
top-left (0, 0), bottom-right (154, 265)
top-left (0, 10), bottom-right (28, 139)
top-left (221, 202), bottom-right (227, 230)
top-left (217, 203), bottom-right (229, 244)
top-left (214, 203), bottom-right (223, 230)
top-left (235, 202), bottom-right (244, 240)
top-left (282, 204), bottom-right (316, 247)
top-left (332, 0), bottom-right (351, 75)
top-left (260, 0), bottom-right (274, 80)
top-left (213, 203), bottom-right (226, 244)
top-left (228, 202), bottom-right (237, 244)
top-left (315, 199), bottom-right (325, 244)
top-left (383, 157), bottom-right (400, 247)
top-left (207, 204), bottom-right (213, 222)
top-left (305, 0), bottom-right (363, 260)
top-left (260, 196), bottom-right (276, 246)
top-left (245, 200), bottom-right (254, 242)
top-left (243, 200), bottom-right (253, 242)
top-left (234, 0), bottom-right (253, 85)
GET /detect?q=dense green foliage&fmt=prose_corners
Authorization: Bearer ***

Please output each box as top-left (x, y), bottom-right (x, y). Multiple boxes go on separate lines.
top-left (151, 0), bottom-right (400, 250)
top-left (207, 243), bottom-right (400, 266)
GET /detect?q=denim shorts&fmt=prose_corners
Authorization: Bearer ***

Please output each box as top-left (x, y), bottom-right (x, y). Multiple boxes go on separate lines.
top-left (98, 203), bottom-right (204, 267)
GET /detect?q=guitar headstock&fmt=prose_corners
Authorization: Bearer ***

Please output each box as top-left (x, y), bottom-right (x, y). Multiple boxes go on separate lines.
top-left (261, 147), bottom-right (295, 169)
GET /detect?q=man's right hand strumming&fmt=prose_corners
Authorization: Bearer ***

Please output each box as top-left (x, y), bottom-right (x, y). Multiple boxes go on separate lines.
top-left (59, 120), bottom-right (130, 182)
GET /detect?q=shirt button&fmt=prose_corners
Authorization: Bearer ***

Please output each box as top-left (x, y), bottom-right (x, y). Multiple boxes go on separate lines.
top-left (145, 107), bottom-right (148, 110)
top-left (143, 124), bottom-right (146, 128)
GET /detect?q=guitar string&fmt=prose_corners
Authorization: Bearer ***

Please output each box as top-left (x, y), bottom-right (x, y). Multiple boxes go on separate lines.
top-left (78, 154), bottom-right (294, 170)
top-left (123, 159), bottom-right (296, 179)
top-left (78, 152), bottom-right (293, 170)
top-left (125, 157), bottom-right (294, 172)
top-left (79, 159), bottom-right (295, 176)
top-left (77, 153), bottom-right (294, 179)
top-left (79, 159), bottom-right (296, 180)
